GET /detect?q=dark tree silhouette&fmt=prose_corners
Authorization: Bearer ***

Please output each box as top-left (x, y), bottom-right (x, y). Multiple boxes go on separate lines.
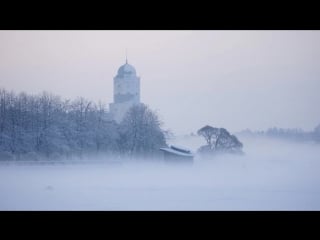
top-left (197, 125), bottom-right (219, 148)
top-left (197, 125), bottom-right (243, 156)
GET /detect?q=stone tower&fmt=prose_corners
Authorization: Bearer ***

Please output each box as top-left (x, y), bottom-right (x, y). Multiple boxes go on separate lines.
top-left (109, 59), bottom-right (140, 123)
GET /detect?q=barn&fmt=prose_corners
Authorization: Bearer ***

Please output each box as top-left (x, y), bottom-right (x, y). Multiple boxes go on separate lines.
top-left (159, 145), bottom-right (194, 164)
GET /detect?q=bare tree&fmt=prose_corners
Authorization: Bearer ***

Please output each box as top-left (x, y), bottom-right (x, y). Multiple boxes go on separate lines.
top-left (197, 125), bottom-right (219, 149)
top-left (197, 125), bottom-right (243, 155)
top-left (215, 128), bottom-right (243, 152)
top-left (119, 103), bottom-right (167, 158)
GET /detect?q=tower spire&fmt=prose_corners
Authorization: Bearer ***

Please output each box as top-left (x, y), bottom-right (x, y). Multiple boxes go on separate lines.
top-left (125, 48), bottom-right (128, 64)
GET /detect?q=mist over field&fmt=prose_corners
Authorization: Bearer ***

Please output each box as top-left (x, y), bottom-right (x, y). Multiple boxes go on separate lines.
top-left (1, 30), bottom-right (320, 210)
top-left (1, 135), bottom-right (319, 210)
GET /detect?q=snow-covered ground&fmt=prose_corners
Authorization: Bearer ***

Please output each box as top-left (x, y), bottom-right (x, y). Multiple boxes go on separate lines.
top-left (1, 136), bottom-right (320, 210)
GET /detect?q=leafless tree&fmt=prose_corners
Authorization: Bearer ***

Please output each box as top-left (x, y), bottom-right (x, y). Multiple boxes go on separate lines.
top-left (119, 103), bottom-right (167, 158)
top-left (197, 125), bottom-right (243, 155)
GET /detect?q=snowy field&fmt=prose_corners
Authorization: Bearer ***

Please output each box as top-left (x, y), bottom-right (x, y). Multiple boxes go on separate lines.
top-left (1, 136), bottom-right (320, 210)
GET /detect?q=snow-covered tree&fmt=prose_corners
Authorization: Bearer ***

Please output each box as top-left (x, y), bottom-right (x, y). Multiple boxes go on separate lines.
top-left (0, 88), bottom-right (167, 160)
top-left (119, 103), bottom-right (167, 158)
top-left (0, 88), bottom-right (120, 160)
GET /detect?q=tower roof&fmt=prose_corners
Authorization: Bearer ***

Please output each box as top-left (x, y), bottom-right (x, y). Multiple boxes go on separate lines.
top-left (117, 62), bottom-right (137, 77)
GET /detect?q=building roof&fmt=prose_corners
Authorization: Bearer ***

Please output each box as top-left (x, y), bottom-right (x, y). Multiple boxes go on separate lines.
top-left (117, 62), bottom-right (137, 77)
top-left (170, 145), bottom-right (191, 154)
top-left (160, 145), bottom-right (194, 157)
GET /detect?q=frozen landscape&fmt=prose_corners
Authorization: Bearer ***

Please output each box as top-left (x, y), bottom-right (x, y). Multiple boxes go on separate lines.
top-left (1, 30), bottom-right (320, 210)
top-left (1, 136), bottom-right (320, 210)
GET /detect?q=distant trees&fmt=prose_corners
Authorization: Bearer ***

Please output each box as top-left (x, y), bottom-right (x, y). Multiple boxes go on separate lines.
top-left (313, 124), bottom-right (320, 142)
top-left (119, 103), bottom-right (167, 158)
top-left (197, 125), bottom-right (243, 156)
top-left (265, 127), bottom-right (306, 141)
top-left (0, 88), bottom-right (167, 161)
top-left (237, 126), bottom-right (320, 143)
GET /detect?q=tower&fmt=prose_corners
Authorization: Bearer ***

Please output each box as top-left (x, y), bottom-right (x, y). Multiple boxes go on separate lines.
top-left (109, 59), bottom-right (140, 123)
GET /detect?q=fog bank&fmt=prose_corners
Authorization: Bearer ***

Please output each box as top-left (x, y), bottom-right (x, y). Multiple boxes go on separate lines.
top-left (0, 136), bottom-right (319, 210)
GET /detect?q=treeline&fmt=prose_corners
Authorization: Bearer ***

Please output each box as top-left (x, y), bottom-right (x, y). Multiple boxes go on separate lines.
top-left (238, 126), bottom-right (320, 143)
top-left (0, 88), bottom-right (167, 161)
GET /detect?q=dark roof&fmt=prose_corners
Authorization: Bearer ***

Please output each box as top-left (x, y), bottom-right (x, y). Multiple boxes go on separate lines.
top-left (160, 145), bottom-right (194, 157)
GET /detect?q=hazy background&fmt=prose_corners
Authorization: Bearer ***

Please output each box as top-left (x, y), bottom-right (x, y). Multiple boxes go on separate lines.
top-left (1, 30), bottom-right (319, 134)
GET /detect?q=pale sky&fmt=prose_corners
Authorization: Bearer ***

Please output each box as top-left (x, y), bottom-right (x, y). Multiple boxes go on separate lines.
top-left (0, 30), bottom-right (319, 135)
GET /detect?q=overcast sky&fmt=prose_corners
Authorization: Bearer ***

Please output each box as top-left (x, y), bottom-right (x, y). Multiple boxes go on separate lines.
top-left (0, 30), bottom-right (319, 134)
